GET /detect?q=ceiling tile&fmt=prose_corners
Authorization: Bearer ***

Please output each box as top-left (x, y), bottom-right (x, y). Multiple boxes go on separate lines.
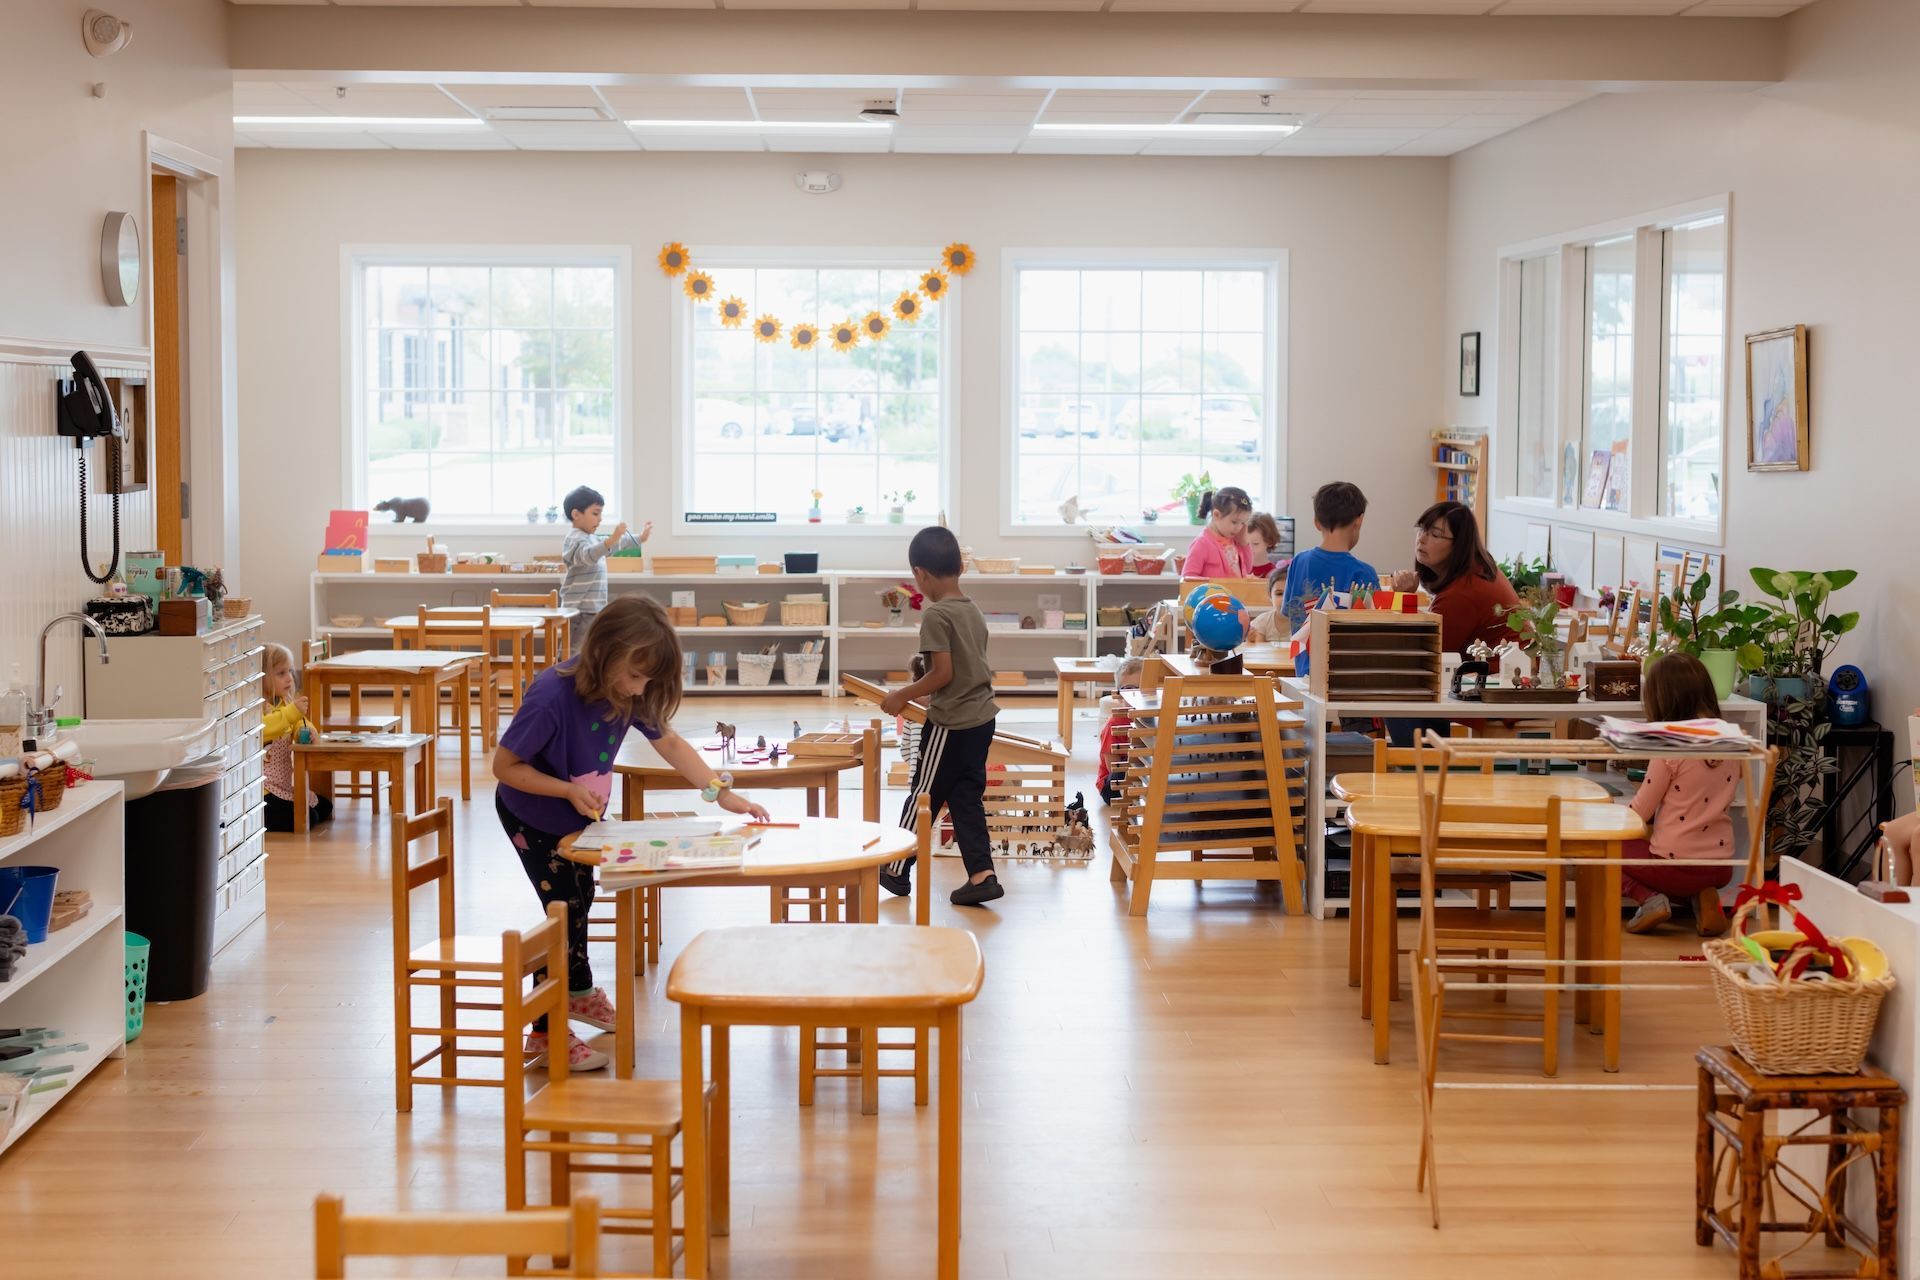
top-left (1017, 138), bottom-right (1149, 154)
top-left (282, 83), bottom-right (472, 117)
top-left (1497, 0), bottom-right (1690, 11)
top-left (370, 130), bottom-right (517, 150)
top-left (725, 0), bottom-right (908, 8)
top-left (524, 0), bottom-right (717, 6)
top-left (329, 0), bottom-right (522, 5)
top-left (1298, 0), bottom-right (1496, 11)
top-left (597, 87), bottom-right (756, 120)
top-left (918, 0), bottom-right (1106, 8)
top-left (1111, 0), bottom-right (1306, 9)
top-left (244, 133), bottom-right (394, 149)
top-left (441, 85), bottom-right (607, 111)
top-left (1139, 138), bottom-right (1278, 155)
top-left (1681, 1), bottom-right (1804, 12)
top-left (893, 136), bottom-right (1024, 153)
top-left (635, 134), bottom-right (768, 151)
top-left (485, 121), bottom-right (638, 146)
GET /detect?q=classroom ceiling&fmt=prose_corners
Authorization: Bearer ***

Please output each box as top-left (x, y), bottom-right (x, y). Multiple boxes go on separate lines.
top-left (226, 1), bottom-right (1814, 13)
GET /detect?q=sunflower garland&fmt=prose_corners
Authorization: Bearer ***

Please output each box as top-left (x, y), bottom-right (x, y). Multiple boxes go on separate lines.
top-left (660, 243), bottom-right (969, 353)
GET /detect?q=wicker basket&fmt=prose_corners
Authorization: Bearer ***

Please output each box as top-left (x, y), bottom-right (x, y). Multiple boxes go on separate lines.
top-left (779, 599), bottom-right (829, 627)
top-left (974, 557), bottom-right (1020, 575)
top-left (0, 777), bottom-right (25, 838)
top-left (222, 597), bottom-right (253, 619)
top-left (418, 553), bottom-right (449, 574)
top-left (782, 651), bottom-right (824, 687)
top-left (723, 601), bottom-right (770, 627)
top-left (27, 763), bottom-right (67, 815)
top-left (736, 652), bottom-right (778, 687)
top-left (1706, 900), bottom-right (1896, 1075)
top-left (1133, 556), bottom-right (1167, 576)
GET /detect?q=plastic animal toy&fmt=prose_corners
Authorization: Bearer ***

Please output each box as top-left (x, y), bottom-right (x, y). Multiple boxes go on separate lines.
top-left (374, 496), bottom-right (432, 523)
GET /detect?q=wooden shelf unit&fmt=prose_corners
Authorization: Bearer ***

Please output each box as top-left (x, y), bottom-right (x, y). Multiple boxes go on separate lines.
top-left (1306, 610), bottom-right (1443, 702)
top-left (1431, 432), bottom-right (1486, 526)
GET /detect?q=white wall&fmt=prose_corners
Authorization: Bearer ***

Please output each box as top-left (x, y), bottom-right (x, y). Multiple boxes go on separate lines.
top-left (0, 0), bottom-right (232, 708)
top-left (235, 149), bottom-right (1447, 651)
top-left (1444, 0), bottom-right (1920, 732)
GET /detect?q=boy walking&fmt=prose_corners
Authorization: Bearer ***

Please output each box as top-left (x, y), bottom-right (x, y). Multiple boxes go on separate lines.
top-left (559, 485), bottom-right (650, 659)
top-left (880, 527), bottom-right (1003, 907)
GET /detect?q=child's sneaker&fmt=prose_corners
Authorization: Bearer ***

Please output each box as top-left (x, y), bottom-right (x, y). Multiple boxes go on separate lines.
top-left (950, 874), bottom-right (1004, 907)
top-left (879, 863), bottom-right (913, 897)
top-left (1625, 893), bottom-right (1672, 934)
top-left (1694, 889), bottom-right (1730, 937)
top-left (525, 1030), bottom-right (609, 1072)
top-left (567, 987), bottom-right (617, 1032)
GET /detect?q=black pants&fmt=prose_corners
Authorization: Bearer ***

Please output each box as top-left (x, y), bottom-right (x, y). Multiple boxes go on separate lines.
top-left (1385, 717), bottom-right (1452, 748)
top-left (496, 794), bottom-right (595, 1030)
top-left (894, 718), bottom-right (997, 879)
top-left (264, 792), bottom-right (332, 832)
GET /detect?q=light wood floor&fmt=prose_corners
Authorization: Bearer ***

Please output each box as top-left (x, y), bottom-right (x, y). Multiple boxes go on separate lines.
top-left (0, 695), bottom-right (1767, 1278)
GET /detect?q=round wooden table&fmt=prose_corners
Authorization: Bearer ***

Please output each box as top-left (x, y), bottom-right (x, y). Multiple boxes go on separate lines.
top-left (614, 731), bottom-right (879, 825)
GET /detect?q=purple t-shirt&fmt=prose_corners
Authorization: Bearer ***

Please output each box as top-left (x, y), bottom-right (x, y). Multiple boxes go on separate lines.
top-left (496, 665), bottom-right (660, 836)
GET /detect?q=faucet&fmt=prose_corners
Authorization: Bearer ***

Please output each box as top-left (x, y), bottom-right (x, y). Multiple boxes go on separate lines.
top-left (31, 613), bottom-right (110, 741)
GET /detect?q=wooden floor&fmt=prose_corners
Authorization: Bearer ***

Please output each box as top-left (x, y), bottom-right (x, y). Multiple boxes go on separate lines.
top-left (0, 695), bottom-right (1771, 1277)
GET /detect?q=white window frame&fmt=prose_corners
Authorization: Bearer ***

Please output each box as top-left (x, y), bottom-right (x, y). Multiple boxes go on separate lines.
top-left (342, 244), bottom-right (632, 534)
top-left (1491, 195), bottom-right (1731, 546)
top-left (668, 246), bottom-right (959, 538)
top-left (998, 248), bottom-right (1288, 538)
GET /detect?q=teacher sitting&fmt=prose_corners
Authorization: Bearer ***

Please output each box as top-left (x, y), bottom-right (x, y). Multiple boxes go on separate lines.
top-left (1390, 500), bottom-right (1518, 655)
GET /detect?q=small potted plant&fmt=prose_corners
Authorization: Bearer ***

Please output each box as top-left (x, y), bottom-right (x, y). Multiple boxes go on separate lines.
top-left (1172, 471), bottom-right (1214, 524)
top-left (807, 489), bottom-right (823, 524)
top-left (1501, 591), bottom-right (1567, 687)
top-left (846, 505), bottom-right (866, 525)
top-left (879, 583), bottom-right (921, 627)
top-left (1497, 554), bottom-right (1549, 594)
top-left (885, 489), bottom-right (916, 524)
top-left (1654, 570), bottom-right (1743, 698)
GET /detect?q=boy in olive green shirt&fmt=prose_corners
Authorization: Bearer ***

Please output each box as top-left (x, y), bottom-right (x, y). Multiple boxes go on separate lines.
top-left (880, 527), bottom-right (1003, 906)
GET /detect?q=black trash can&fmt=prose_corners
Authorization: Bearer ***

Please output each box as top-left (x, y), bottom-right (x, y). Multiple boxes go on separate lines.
top-left (124, 765), bottom-right (221, 1002)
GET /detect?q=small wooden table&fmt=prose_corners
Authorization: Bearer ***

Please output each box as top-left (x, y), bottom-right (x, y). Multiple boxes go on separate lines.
top-left (668, 924), bottom-right (984, 1280)
top-left (292, 732), bottom-right (435, 833)
top-left (384, 615), bottom-right (538, 725)
top-left (1345, 794), bottom-right (1645, 1068)
top-left (425, 605), bottom-right (577, 671)
top-left (304, 651), bottom-right (479, 801)
top-left (1052, 656), bottom-right (1122, 750)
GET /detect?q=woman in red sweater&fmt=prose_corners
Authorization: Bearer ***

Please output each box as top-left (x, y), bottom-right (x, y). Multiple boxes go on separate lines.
top-left (1390, 501), bottom-right (1518, 654)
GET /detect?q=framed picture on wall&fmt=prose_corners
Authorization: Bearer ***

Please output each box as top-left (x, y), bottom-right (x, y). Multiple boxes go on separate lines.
top-left (1459, 332), bottom-right (1481, 396)
top-left (1745, 324), bottom-right (1810, 472)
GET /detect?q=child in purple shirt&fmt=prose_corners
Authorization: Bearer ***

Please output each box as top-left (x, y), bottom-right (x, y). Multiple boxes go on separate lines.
top-left (493, 595), bottom-right (768, 1071)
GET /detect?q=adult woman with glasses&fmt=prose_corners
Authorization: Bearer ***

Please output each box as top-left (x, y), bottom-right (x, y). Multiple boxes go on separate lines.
top-left (1389, 501), bottom-right (1518, 655)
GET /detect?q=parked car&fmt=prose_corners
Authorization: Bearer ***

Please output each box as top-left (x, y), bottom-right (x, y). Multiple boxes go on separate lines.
top-left (1019, 400), bottom-right (1101, 439)
top-left (695, 397), bottom-right (748, 439)
top-left (1174, 397), bottom-right (1263, 453)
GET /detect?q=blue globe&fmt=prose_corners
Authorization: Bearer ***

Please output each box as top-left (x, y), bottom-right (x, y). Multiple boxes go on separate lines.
top-left (1190, 594), bottom-right (1248, 650)
top-left (1185, 582), bottom-right (1225, 613)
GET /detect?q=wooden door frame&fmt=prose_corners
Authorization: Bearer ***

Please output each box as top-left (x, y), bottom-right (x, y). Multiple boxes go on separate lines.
top-left (149, 171), bottom-right (183, 563)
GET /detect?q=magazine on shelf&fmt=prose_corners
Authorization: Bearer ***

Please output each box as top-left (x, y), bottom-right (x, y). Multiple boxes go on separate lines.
top-left (572, 818), bottom-right (750, 886)
top-left (1596, 716), bottom-right (1760, 752)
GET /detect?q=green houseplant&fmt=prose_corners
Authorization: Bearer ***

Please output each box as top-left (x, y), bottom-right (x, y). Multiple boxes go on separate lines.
top-left (1501, 592), bottom-right (1566, 686)
top-left (1497, 555), bottom-right (1549, 594)
top-left (885, 490), bottom-right (916, 524)
top-left (1173, 471), bottom-right (1215, 524)
top-left (1654, 570), bottom-right (1741, 698)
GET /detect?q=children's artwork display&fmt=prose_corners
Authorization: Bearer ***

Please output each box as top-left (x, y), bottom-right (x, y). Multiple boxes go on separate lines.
top-left (1745, 324), bottom-right (1810, 471)
top-left (1582, 450), bottom-right (1610, 508)
top-left (1601, 441), bottom-right (1629, 511)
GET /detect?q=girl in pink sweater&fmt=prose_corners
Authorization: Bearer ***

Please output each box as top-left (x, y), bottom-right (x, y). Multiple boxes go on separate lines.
top-left (1181, 486), bottom-right (1253, 579)
top-left (1624, 654), bottom-right (1738, 937)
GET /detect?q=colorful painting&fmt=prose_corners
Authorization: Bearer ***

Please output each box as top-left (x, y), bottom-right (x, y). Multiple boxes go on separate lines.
top-left (1582, 449), bottom-right (1611, 508)
top-left (1602, 440), bottom-right (1629, 511)
top-left (1746, 325), bottom-right (1810, 472)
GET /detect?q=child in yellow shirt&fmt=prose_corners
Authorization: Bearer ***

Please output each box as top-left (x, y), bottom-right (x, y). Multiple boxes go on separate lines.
top-left (262, 643), bottom-right (331, 832)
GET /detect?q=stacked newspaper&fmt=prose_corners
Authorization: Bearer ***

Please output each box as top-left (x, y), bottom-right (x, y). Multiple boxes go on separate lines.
top-left (1596, 716), bottom-right (1761, 752)
top-left (573, 818), bottom-right (749, 888)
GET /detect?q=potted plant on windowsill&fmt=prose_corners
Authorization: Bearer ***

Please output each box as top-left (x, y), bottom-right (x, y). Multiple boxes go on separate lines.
top-left (1653, 570), bottom-right (1742, 698)
top-left (808, 489), bottom-right (823, 524)
top-left (1172, 471), bottom-right (1214, 525)
top-left (1497, 554), bottom-right (1549, 595)
top-left (846, 505), bottom-right (866, 525)
top-left (885, 490), bottom-right (916, 524)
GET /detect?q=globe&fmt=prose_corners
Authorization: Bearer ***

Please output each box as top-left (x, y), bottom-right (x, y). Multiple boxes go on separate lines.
top-left (1184, 582), bottom-right (1226, 613)
top-left (1189, 593), bottom-right (1248, 651)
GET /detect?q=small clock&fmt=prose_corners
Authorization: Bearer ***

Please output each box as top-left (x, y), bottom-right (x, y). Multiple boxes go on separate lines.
top-left (101, 211), bottom-right (141, 306)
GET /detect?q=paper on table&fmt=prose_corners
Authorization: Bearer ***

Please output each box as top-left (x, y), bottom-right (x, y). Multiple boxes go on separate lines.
top-left (1597, 716), bottom-right (1760, 751)
top-left (578, 818), bottom-right (752, 887)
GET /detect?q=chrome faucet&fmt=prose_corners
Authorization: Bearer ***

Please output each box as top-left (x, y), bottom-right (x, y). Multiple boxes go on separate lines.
top-left (31, 613), bottom-right (110, 741)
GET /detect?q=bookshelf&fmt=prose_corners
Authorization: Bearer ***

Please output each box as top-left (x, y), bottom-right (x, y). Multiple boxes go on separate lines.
top-left (1431, 430), bottom-right (1486, 527)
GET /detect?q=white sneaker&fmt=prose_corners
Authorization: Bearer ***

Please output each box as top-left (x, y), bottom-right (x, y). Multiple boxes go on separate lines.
top-left (1626, 894), bottom-right (1672, 935)
top-left (525, 1030), bottom-right (610, 1072)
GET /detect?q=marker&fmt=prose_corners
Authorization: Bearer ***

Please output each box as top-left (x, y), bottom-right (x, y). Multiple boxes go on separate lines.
top-left (862, 836), bottom-right (881, 850)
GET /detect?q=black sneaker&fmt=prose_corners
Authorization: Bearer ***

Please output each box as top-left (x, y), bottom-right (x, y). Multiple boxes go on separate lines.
top-left (949, 874), bottom-right (1004, 907)
top-left (879, 865), bottom-right (913, 897)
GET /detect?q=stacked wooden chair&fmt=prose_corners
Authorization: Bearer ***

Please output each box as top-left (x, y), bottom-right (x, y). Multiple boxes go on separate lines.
top-left (314, 1193), bottom-right (603, 1277)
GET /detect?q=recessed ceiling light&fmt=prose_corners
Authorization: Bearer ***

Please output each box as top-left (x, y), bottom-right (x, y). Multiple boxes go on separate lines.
top-left (624, 118), bottom-right (891, 131)
top-left (1188, 112), bottom-right (1307, 129)
top-left (485, 106), bottom-right (607, 123)
top-left (1033, 121), bottom-right (1302, 135)
top-left (233, 116), bottom-right (487, 128)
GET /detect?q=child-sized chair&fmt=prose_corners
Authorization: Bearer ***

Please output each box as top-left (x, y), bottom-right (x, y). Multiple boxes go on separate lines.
top-left (504, 903), bottom-right (707, 1278)
top-left (390, 799), bottom-right (508, 1111)
top-left (399, 605), bottom-right (506, 749)
top-left (491, 587), bottom-right (566, 672)
top-left (314, 1193), bottom-right (602, 1277)
top-left (302, 635), bottom-right (400, 807)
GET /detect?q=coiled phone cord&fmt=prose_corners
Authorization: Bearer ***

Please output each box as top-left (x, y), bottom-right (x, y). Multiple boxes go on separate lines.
top-left (78, 437), bottom-right (122, 585)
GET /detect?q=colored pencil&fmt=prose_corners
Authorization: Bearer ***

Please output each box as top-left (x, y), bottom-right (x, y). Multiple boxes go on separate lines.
top-left (862, 835), bottom-right (881, 850)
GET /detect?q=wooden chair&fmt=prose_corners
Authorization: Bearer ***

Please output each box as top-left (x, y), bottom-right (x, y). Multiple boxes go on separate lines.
top-left (391, 799), bottom-right (511, 1111)
top-left (982, 730), bottom-right (1071, 857)
top-left (504, 903), bottom-right (705, 1278)
top-left (405, 605), bottom-right (504, 750)
top-left (314, 1193), bottom-right (602, 1277)
top-left (1107, 673), bottom-right (1308, 916)
top-left (302, 635), bottom-right (400, 807)
top-left (492, 587), bottom-right (565, 673)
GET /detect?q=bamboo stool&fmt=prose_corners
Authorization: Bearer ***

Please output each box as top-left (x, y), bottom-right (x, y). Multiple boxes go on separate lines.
top-left (314, 1192), bottom-right (601, 1277)
top-left (1696, 1044), bottom-right (1904, 1280)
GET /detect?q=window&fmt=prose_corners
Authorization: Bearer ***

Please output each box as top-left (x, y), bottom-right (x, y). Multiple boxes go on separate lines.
top-left (1583, 236), bottom-right (1634, 511)
top-left (1660, 216), bottom-right (1726, 521)
top-left (356, 258), bottom-right (620, 521)
top-left (1009, 262), bottom-right (1278, 527)
top-left (680, 261), bottom-right (945, 526)
top-left (1512, 254), bottom-right (1558, 501)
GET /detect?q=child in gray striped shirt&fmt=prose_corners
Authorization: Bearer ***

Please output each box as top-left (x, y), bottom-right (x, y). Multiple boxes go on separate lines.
top-left (560, 485), bottom-right (650, 658)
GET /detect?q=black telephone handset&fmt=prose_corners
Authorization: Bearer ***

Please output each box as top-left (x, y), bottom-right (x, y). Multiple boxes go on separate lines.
top-left (57, 350), bottom-right (123, 583)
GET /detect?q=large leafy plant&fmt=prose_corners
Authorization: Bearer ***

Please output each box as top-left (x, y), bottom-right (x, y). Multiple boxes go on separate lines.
top-left (1654, 570), bottom-right (1741, 656)
top-left (1497, 555), bottom-right (1549, 593)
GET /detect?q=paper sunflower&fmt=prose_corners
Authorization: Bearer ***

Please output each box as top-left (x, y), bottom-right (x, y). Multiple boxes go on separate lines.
top-left (683, 270), bottom-right (715, 302)
top-left (716, 296), bottom-right (747, 328)
top-left (941, 243), bottom-right (975, 275)
top-left (658, 243), bottom-right (690, 276)
top-left (753, 315), bottom-right (783, 344)
top-left (790, 323), bottom-right (819, 351)
top-left (829, 319), bottom-right (862, 352)
top-left (862, 311), bottom-right (891, 342)
top-left (892, 291), bottom-right (923, 324)
top-left (919, 269), bottom-right (950, 302)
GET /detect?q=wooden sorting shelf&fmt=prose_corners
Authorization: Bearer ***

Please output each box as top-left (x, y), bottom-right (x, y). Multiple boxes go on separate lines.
top-left (1307, 610), bottom-right (1442, 702)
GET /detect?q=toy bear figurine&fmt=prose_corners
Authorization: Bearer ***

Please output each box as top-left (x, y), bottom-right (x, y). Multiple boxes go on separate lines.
top-left (375, 496), bottom-right (432, 523)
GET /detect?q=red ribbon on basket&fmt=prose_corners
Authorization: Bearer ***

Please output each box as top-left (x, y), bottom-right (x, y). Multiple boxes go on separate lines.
top-left (1731, 882), bottom-right (1850, 980)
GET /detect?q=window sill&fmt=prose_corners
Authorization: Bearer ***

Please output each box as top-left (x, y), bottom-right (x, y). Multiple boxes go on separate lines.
top-left (365, 520), bottom-right (585, 539)
top-left (1490, 498), bottom-right (1724, 548)
top-left (674, 520), bottom-right (922, 537)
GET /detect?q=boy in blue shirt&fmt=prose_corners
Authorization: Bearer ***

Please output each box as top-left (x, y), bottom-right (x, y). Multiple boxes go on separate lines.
top-left (1279, 481), bottom-right (1380, 634)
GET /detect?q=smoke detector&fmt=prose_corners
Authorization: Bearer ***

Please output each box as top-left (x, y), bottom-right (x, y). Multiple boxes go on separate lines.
top-left (795, 170), bottom-right (841, 195)
top-left (857, 99), bottom-right (900, 124)
top-left (82, 10), bottom-right (132, 58)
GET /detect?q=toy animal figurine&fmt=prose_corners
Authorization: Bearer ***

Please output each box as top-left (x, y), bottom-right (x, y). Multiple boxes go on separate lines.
top-left (375, 496), bottom-right (432, 523)
top-left (755, 735), bottom-right (767, 753)
top-left (1057, 791), bottom-right (1095, 855)
top-left (715, 721), bottom-right (736, 762)
top-left (792, 720), bottom-right (802, 739)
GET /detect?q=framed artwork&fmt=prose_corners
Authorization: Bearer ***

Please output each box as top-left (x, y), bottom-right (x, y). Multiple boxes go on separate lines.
top-left (1459, 332), bottom-right (1480, 396)
top-left (1601, 440), bottom-right (1629, 511)
top-left (1581, 449), bottom-right (1610, 508)
top-left (1746, 324), bottom-right (1810, 472)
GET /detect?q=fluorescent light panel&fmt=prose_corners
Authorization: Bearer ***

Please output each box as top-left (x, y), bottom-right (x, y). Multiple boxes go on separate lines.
top-left (234, 115), bottom-right (486, 127)
top-left (625, 118), bottom-right (890, 130)
top-left (1033, 121), bottom-right (1301, 135)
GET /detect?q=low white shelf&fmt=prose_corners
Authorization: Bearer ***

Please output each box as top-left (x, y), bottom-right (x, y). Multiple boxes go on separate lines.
top-left (0, 780), bottom-right (127, 1159)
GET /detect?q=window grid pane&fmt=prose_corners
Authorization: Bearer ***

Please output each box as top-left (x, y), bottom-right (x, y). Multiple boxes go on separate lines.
top-left (360, 262), bottom-right (619, 520)
top-left (1660, 217), bottom-right (1725, 521)
top-left (1513, 255), bottom-right (1557, 501)
top-left (686, 264), bottom-right (945, 522)
top-left (1014, 266), bottom-right (1272, 526)
top-left (1583, 237), bottom-right (1634, 512)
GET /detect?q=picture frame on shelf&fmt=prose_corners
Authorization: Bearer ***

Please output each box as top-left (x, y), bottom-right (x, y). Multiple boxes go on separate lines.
top-left (1458, 331), bottom-right (1480, 396)
top-left (1746, 324), bottom-right (1810, 472)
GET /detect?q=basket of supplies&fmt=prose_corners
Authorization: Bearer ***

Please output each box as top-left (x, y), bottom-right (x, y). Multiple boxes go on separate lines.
top-left (27, 763), bottom-right (67, 814)
top-left (221, 596), bottom-right (253, 619)
top-left (723, 601), bottom-right (770, 627)
top-left (125, 931), bottom-right (152, 1041)
top-left (779, 596), bottom-right (829, 627)
top-left (782, 650), bottom-right (825, 687)
top-left (0, 776), bottom-right (26, 838)
top-left (974, 557), bottom-right (1020, 575)
top-left (736, 652), bottom-right (778, 688)
top-left (1705, 889), bottom-right (1895, 1075)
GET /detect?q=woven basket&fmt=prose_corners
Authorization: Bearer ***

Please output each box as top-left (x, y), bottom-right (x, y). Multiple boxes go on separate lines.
top-left (782, 651), bottom-right (824, 687)
top-left (222, 597), bottom-right (253, 619)
top-left (27, 764), bottom-right (67, 815)
top-left (1706, 899), bottom-right (1895, 1075)
top-left (736, 652), bottom-right (777, 687)
top-left (779, 600), bottom-right (828, 627)
top-left (974, 557), bottom-right (1019, 575)
top-left (0, 777), bottom-right (25, 838)
top-left (723, 601), bottom-right (770, 627)
top-left (418, 553), bottom-right (449, 574)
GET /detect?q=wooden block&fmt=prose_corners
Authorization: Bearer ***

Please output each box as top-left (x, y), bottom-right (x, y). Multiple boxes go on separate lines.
top-left (373, 558), bottom-right (411, 574)
top-left (606, 556), bottom-right (648, 574)
top-left (667, 607), bottom-right (698, 627)
top-left (994, 671), bottom-right (1028, 687)
top-left (885, 670), bottom-right (912, 682)
top-left (157, 597), bottom-right (210, 636)
top-left (317, 551), bottom-right (365, 574)
top-left (698, 615), bottom-right (728, 627)
top-left (1860, 881), bottom-right (1912, 904)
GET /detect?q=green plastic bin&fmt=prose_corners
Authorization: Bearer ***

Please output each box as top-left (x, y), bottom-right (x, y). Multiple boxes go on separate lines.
top-left (125, 932), bottom-right (150, 1041)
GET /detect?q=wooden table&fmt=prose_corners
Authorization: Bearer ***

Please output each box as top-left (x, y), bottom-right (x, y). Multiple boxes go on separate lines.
top-left (304, 651), bottom-right (479, 800)
top-left (292, 733), bottom-right (434, 833)
top-left (1346, 794), bottom-right (1645, 1069)
top-left (615, 731), bottom-right (878, 828)
top-left (431, 605), bottom-right (576, 672)
top-left (384, 615), bottom-right (538, 722)
top-left (1052, 656), bottom-right (1122, 750)
top-left (667, 924), bottom-right (984, 1280)
top-left (583, 817), bottom-right (916, 1083)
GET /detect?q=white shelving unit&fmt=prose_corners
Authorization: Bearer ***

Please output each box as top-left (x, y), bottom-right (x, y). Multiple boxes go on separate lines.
top-left (0, 781), bottom-right (127, 1159)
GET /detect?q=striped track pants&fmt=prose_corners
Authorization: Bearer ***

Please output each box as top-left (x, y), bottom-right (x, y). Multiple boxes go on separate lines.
top-left (891, 717), bottom-right (997, 879)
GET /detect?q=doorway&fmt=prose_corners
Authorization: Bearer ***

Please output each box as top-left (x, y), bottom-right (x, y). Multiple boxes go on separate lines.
top-left (149, 170), bottom-right (187, 563)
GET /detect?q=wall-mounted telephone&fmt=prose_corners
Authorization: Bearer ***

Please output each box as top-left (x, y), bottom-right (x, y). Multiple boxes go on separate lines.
top-left (55, 350), bottom-right (123, 584)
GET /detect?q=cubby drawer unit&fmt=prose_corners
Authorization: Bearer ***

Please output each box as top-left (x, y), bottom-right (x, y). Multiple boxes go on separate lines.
top-left (238, 853), bottom-right (268, 897)
top-left (211, 728), bottom-right (263, 774)
top-left (222, 801), bottom-right (265, 856)
top-left (220, 750), bottom-right (264, 801)
top-left (220, 777), bottom-right (265, 829)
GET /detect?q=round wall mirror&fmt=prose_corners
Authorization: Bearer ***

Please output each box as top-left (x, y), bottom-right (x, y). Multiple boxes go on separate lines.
top-left (101, 211), bottom-right (140, 307)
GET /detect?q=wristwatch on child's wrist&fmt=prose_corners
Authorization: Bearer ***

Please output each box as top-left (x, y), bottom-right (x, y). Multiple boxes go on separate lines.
top-left (702, 771), bottom-right (734, 803)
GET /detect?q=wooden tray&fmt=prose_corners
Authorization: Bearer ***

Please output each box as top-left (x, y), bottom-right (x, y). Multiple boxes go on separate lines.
top-left (1479, 687), bottom-right (1584, 704)
top-left (789, 732), bottom-right (862, 757)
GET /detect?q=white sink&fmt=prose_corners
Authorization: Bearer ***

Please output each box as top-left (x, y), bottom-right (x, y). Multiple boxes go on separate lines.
top-left (57, 717), bottom-right (219, 800)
